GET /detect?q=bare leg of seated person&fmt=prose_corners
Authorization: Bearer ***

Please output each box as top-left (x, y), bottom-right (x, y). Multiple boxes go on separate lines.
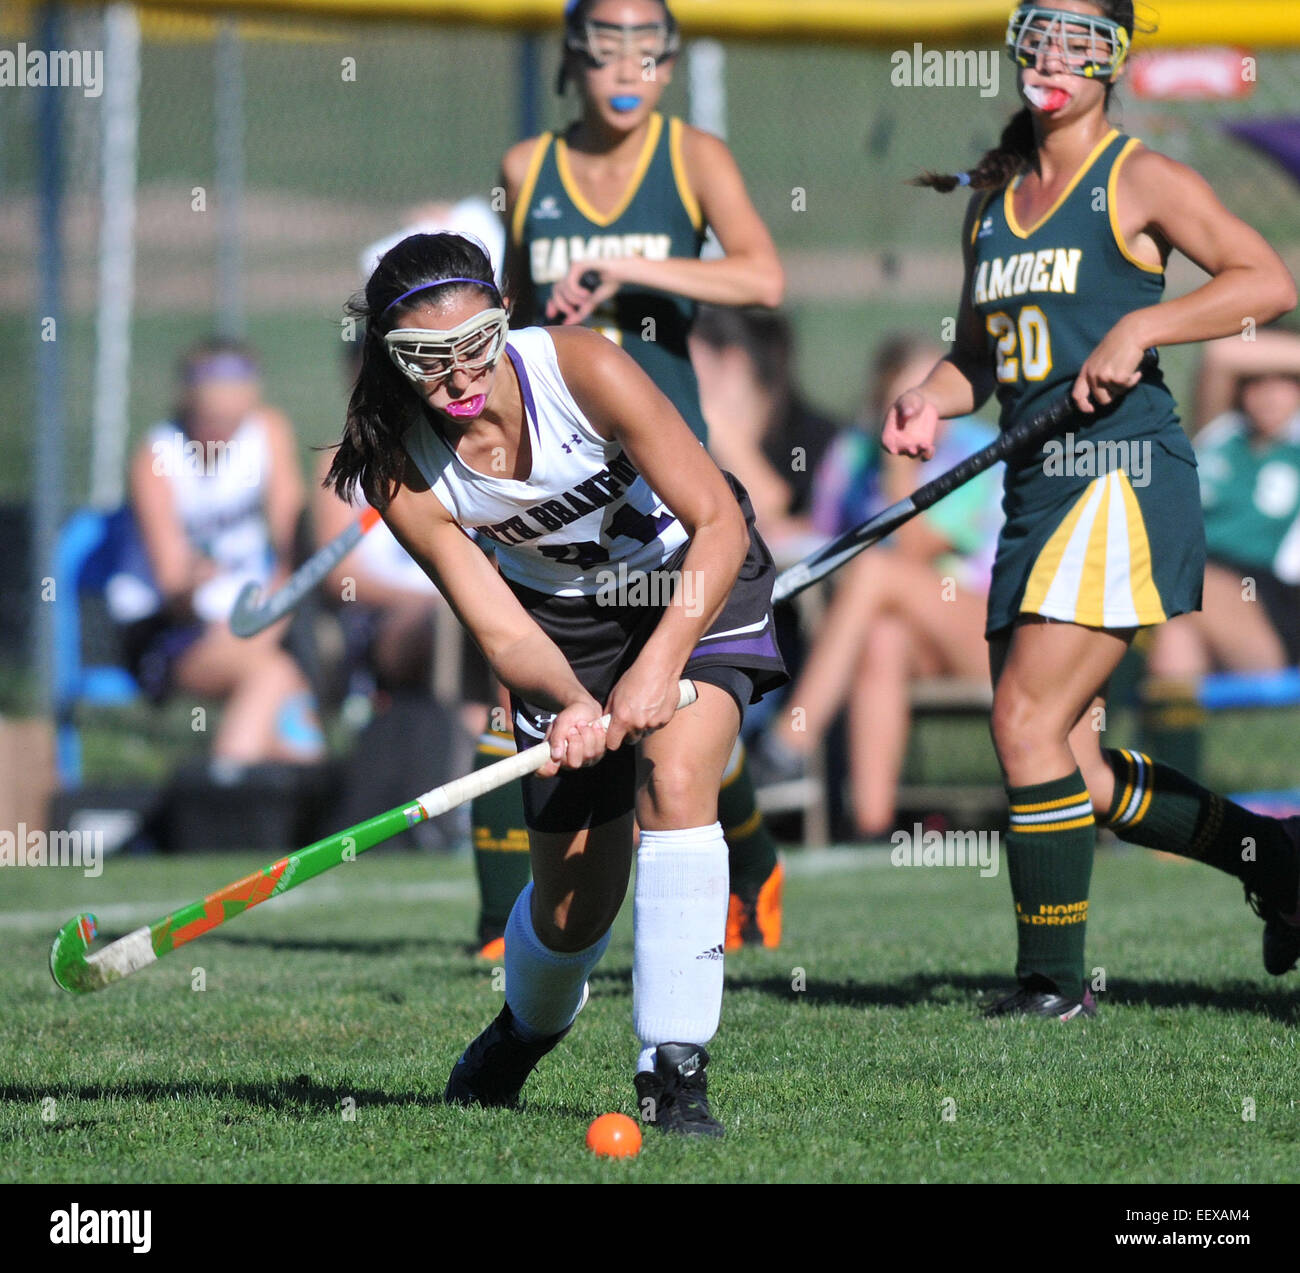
top-left (173, 621), bottom-right (324, 765)
top-left (772, 551), bottom-right (987, 762)
top-left (1149, 562), bottom-right (1287, 678)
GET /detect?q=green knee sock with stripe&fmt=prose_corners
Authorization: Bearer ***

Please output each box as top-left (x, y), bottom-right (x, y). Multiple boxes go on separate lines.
top-left (1101, 748), bottom-right (1299, 913)
top-left (1139, 678), bottom-right (1204, 784)
top-left (718, 741), bottom-right (779, 897)
top-left (471, 729), bottom-right (532, 946)
top-left (1005, 771), bottom-right (1097, 1000)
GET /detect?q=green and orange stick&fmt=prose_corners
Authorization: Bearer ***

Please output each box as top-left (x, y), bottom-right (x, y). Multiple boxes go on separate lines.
top-left (50, 679), bottom-right (698, 993)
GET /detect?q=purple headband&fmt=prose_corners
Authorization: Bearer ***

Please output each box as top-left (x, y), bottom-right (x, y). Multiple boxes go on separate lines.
top-left (185, 353), bottom-right (258, 385)
top-left (382, 277), bottom-right (500, 319)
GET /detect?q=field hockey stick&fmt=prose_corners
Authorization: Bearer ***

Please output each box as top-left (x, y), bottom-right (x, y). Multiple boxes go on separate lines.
top-left (229, 505), bottom-right (382, 638)
top-left (772, 350), bottom-right (1159, 603)
top-left (49, 679), bottom-right (699, 993)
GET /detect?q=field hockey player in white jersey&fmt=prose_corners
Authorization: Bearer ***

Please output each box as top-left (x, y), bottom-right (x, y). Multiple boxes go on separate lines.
top-left (325, 233), bottom-right (787, 1135)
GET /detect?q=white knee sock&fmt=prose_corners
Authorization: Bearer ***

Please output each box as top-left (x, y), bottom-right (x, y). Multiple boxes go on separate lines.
top-left (633, 823), bottom-right (728, 1072)
top-left (505, 882), bottom-right (609, 1040)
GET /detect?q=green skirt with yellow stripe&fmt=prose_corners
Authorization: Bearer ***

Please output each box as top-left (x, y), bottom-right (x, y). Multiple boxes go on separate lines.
top-left (986, 428), bottom-right (1205, 636)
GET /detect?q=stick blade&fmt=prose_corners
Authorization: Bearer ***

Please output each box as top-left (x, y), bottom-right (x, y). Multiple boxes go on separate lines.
top-left (50, 914), bottom-right (157, 994)
top-left (50, 913), bottom-right (105, 994)
top-left (228, 582), bottom-right (267, 637)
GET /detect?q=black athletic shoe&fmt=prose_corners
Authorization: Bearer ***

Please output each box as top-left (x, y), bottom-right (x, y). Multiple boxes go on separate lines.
top-left (634, 1043), bottom-right (724, 1137)
top-left (983, 980), bottom-right (1097, 1021)
top-left (1246, 816), bottom-right (1300, 977)
top-left (444, 1003), bottom-right (571, 1109)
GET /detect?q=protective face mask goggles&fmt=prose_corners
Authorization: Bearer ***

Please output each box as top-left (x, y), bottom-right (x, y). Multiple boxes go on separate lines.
top-left (566, 19), bottom-right (679, 70)
top-left (1006, 5), bottom-right (1131, 80)
top-left (385, 309), bottom-right (509, 386)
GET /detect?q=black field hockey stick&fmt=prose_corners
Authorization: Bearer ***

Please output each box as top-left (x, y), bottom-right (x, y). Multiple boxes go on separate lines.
top-left (772, 350), bottom-right (1159, 603)
top-left (229, 505), bottom-right (382, 637)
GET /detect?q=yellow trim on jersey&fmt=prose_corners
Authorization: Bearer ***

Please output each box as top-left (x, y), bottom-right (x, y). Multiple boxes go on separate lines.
top-left (1075, 476), bottom-right (1114, 627)
top-left (1003, 128), bottom-right (1119, 241)
top-left (1021, 471), bottom-right (1168, 628)
top-left (1107, 137), bottom-right (1164, 275)
top-left (1117, 474), bottom-right (1167, 623)
top-left (555, 113), bottom-right (664, 229)
top-left (1012, 815), bottom-right (1096, 833)
top-left (669, 117), bottom-right (704, 232)
top-left (1020, 478), bottom-right (1095, 614)
top-left (969, 190), bottom-right (997, 248)
top-left (511, 133), bottom-right (553, 247)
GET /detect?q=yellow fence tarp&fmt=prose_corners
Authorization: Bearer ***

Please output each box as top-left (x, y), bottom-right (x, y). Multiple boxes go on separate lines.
top-left (43, 0), bottom-right (1300, 48)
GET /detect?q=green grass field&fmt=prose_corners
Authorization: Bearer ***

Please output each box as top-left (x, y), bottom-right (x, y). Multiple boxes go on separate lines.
top-left (3, 845), bottom-right (1298, 1183)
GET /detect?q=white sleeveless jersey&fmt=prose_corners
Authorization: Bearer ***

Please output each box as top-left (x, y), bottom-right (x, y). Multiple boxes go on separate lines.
top-left (401, 326), bottom-right (691, 597)
top-left (144, 415), bottom-right (275, 622)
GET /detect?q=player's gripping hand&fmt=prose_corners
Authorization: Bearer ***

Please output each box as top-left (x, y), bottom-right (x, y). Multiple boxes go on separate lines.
top-left (603, 665), bottom-right (680, 751)
top-left (1073, 323), bottom-right (1147, 414)
top-left (538, 696), bottom-right (608, 778)
top-left (546, 263), bottom-right (620, 326)
top-left (882, 388), bottom-right (940, 461)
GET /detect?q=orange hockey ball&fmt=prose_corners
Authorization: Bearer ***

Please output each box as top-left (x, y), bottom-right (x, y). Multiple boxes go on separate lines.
top-left (586, 1112), bottom-right (642, 1158)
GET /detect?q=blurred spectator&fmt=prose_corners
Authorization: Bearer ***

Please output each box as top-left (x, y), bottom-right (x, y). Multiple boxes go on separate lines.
top-left (751, 336), bottom-right (1002, 838)
top-left (1151, 329), bottom-right (1300, 676)
top-left (119, 338), bottom-right (324, 769)
top-left (689, 305), bottom-right (840, 553)
top-left (358, 198), bottom-right (505, 287)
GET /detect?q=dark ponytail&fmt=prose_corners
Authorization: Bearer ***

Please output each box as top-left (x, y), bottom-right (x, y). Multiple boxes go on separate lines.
top-left (913, 0), bottom-right (1152, 194)
top-left (325, 232), bottom-right (501, 508)
top-left (913, 107), bottom-right (1036, 193)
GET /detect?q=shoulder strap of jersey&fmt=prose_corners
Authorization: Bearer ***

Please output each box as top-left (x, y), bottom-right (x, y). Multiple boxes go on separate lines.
top-left (511, 133), bottom-right (554, 247)
top-left (668, 116), bottom-right (704, 232)
top-left (1105, 133), bottom-right (1163, 275)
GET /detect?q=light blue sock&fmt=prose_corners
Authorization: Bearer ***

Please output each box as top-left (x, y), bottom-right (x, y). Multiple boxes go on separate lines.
top-left (274, 690), bottom-right (324, 756)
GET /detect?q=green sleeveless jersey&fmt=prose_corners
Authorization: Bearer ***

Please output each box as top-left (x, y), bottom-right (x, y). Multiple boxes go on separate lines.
top-left (970, 129), bottom-right (1178, 446)
top-left (1197, 413), bottom-right (1300, 574)
top-left (511, 112), bottom-right (710, 442)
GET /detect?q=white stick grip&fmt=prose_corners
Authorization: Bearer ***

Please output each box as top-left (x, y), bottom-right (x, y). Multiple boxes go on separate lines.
top-left (416, 679), bottom-right (698, 819)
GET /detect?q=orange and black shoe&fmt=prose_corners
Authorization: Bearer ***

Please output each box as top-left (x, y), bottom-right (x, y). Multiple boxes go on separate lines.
top-left (725, 860), bottom-right (784, 951)
top-left (475, 922), bottom-right (506, 963)
top-left (477, 936), bottom-right (506, 962)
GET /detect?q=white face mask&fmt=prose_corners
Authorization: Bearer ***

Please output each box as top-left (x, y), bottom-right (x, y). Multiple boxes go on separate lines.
top-left (1006, 5), bottom-right (1130, 80)
top-left (567, 19), bottom-right (678, 68)
top-left (385, 309), bottom-right (510, 386)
